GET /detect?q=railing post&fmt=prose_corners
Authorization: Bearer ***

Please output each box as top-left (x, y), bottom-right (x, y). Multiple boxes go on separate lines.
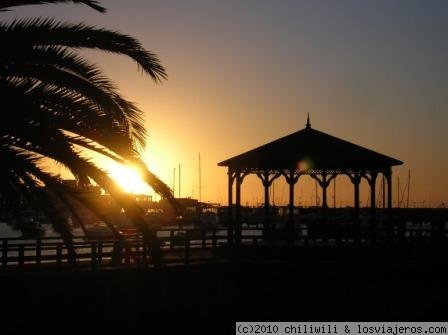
top-left (18, 244), bottom-right (25, 270)
top-left (212, 230), bottom-right (217, 262)
top-left (336, 231), bottom-right (341, 247)
top-left (133, 241), bottom-right (139, 265)
top-left (111, 241), bottom-right (123, 266)
top-left (91, 242), bottom-right (98, 270)
top-left (2, 239), bottom-right (8, 267)
top-left (184, 236), bottom-right (190, 266)
top-left (170, 230), bottom-right (174, 250)
top-left (97, 241), bottom-right (103, 264)
top-left (56, 244), bottom-right (63, 271)
top-left (36, 239), bottom-right (42, 265)
top-left (125, 243), bottom-right (131, 266)
top-left (212, 231), bottom-right (217, 248)
top-left (142, 240), bottom-right (148, 262)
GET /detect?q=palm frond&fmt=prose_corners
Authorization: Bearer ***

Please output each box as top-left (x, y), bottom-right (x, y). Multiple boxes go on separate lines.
top-left (2, 64), bottom-right (128, 122)
top-left (2, 62), bottom-right (148, 149)
top-left (1, 0), bottom-right (174, 261)
top-left (2, 79), bottom-right (174, 200)
top-left (1, 46), bottom-right (118, 92)
top-left (0, 18), bottom-right (167, 82)
top-left (0, 1), bottom-right (105, 13)
top-left (0, 147), bottom-right (78, 262)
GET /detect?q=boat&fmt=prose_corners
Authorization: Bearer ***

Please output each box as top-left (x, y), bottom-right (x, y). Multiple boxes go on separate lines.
top-left (85, 221), bottom-right (115, 239)
top-left (20, 219), bottom-right (45, 237)
top-left (14, 210), bottom-right (45, 238)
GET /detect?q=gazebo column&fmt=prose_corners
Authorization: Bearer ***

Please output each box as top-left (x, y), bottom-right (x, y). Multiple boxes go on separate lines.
top-left (384, 168), bottom-right (393, 239)
top-left (362, 171), bottom-right (378, 222)
top-left (347, 171), bottom-right (362, 239)
top-left (354, 176), bottom-right (360, 223)
top-left (385, 169), bottom-right (392, 217)
top-left (283, 170), bottom-right (301, 244)
top-left (311, 172), bottom-right (336, 224)
top-left (235, 170), bottom-right (242, 245)
top-left (354, 172), bottom-right (362, 241)
top-left (370, 172), bottom-right (378, 221)
top-left (234, 170), bottom-right (249, 245)
top-left (362, 171), bottom-right (379, 242)
top-left (257, 171), bottom-right (281, 242)
top-left (263, 172), bottom-right (270, 237)
top-left (227, 169), bottom-right (236, 245)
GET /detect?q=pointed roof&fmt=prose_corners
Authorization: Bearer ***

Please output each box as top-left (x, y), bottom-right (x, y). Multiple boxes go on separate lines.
top-left (218, 125), bottom-right (402, 171)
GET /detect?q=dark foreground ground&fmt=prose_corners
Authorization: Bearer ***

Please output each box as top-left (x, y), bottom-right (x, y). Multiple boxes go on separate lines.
top-left (1, 251), bottom-right (448, 334)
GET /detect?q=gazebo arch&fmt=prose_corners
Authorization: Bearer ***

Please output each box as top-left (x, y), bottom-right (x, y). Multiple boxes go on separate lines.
top-left (218, 116), bottom-right (403, 245)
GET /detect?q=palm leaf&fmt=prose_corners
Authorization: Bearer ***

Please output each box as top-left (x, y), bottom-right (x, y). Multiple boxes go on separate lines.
top-left (0, 18), bottom-right (167, 82)
top-left (0, 1), bottom-right (106, 13)
top-left (2, 60), bottom-right (148, 150)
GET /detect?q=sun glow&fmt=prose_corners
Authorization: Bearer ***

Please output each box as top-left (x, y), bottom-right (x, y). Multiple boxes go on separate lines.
top-left (106, 163), bottom-right (152, 195)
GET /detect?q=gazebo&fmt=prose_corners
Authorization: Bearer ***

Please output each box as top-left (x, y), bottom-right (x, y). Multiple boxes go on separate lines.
top-left (218, 115), bottom-right (403, 244)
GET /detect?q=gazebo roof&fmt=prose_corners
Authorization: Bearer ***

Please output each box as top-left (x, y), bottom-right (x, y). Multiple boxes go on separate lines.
top-left (218, 122), bottom-right (403, 171)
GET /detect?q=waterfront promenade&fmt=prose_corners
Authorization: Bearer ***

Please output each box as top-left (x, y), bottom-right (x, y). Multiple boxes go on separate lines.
top-left (2, 221), bottom-right (448, 273)
top-left (2, 260), bottom-right (448, 333)
top-left (2, 221), bottom-right (448, 333)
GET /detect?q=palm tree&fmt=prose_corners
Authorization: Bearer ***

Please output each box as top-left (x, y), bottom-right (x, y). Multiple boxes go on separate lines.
top-left (0, 0), bottom-right (173, 265)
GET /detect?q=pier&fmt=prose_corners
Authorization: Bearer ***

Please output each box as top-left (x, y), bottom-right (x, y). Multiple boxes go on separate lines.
top-left (2, 215), bottom-right (448, 274)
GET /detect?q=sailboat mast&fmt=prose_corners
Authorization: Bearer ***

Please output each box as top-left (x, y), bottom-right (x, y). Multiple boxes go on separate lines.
top-left (173, 167), bottom-right (176, 196)
top-left (178, 164), bottom-right (181, 198)
top-left (407, 169), bottom-right (411, 208)
top-left (199, 153), bottom-right (202, 202)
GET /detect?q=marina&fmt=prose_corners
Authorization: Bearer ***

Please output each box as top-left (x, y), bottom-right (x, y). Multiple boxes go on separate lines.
top-left (1, 207), bottom-right (447, 273)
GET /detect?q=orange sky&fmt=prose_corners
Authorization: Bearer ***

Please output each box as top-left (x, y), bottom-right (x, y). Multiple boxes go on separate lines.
top-left (7, 1), bottom-right (448, 207)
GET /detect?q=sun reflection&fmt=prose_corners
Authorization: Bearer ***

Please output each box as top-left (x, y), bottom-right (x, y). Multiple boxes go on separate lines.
top-left (106, 163), bottom-right (152, 194)
top-left (297, 158), bottom-right (312, 173)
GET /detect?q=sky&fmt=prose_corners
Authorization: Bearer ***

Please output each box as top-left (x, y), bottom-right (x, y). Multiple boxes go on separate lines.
top-left (4, 0), bottom-right (448, 207)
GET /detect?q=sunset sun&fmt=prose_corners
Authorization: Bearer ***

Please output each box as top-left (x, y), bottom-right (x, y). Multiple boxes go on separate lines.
top-left (107, 163), bottom-right (151, 195)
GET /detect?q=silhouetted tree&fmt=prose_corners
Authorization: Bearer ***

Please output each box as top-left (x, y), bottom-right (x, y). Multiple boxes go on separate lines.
top-left (0, 0), bottom-right (172, 265)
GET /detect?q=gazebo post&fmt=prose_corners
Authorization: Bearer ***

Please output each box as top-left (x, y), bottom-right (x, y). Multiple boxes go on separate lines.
top-left (370, 171), bottom-right (378, 242)
top-left (227, 168), bottom-right (235, 245)
top-left (286, 170), bottom-right (295, 243)
top-left (321, 172), bottom-right (328, 223)
top-left (285, 169), bottom-right (300, 244)
top-left (347, 171), bottom-right (362, 239)
top-left (235, 170), bottom-right (242, 245)
top-left (257, 171), bottom-right (281, 242)
top-left (310, 172), bottom-right (335, 224)
top-left (354, 172), bottom-right (361, 241)
top-left (384, 168), bottom-right (393, 233)
top-left (369, 172), bottom-right (378, 222)
top-left (362, 171), bottom-right (379, 242)
top-left (386, 170), bottom-right (392, 216)
top-left (354, 176), bottom-right (360, 223)
top-left (263, 171), bottom-right (270, 239)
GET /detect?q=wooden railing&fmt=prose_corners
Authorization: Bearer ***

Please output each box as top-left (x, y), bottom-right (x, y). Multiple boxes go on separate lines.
top-left (0, 228), bottom-right (232, 272)
top-left (1, 224), bottom-right (447, 273)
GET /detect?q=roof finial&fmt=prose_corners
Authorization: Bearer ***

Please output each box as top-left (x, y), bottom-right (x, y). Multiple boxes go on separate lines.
top-left (306, 113), bottom-right (311, 128)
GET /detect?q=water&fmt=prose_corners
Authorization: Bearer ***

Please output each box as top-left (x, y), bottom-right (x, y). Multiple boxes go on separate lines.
top-left (0, 222), bottom-right (21, 238)
top-left (0, 221), bottom-right (89, 239)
